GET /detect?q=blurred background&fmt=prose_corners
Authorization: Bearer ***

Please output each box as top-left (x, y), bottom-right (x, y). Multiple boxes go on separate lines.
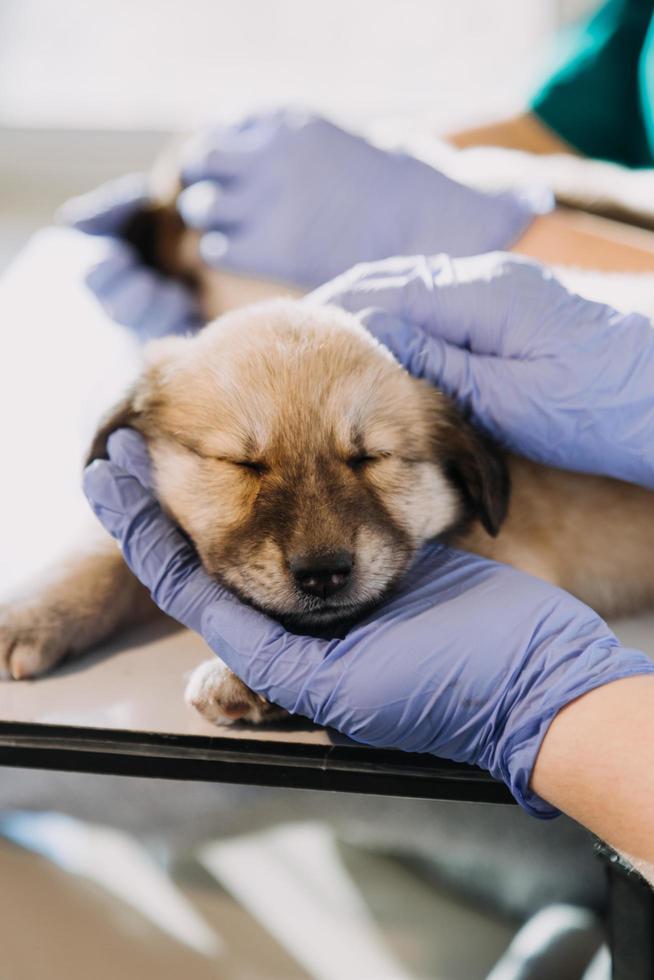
top-left (0, 0), bottom-right (595, 130)
top-left (0, 2), bottom-right (611, 978)
top-left (0, 0), bottom-right (595, 268)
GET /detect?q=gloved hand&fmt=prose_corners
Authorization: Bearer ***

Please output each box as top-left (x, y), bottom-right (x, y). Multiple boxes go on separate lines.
top-left (312, 252), bottom-right (654, 490)
top-left (176, 110), bottom-right (551, 288)
top-left (83, 429), bottom-right (654, 817)
top-left (61, 111), bottom-right (551, 328)
top-left (59, 174), bottom-right (201, 337)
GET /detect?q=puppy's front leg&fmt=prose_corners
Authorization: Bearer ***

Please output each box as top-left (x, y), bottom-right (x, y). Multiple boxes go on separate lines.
top-left (185, 658), bottom-right (289, 725)
top-left (0, 529), bottom-right (154, 680)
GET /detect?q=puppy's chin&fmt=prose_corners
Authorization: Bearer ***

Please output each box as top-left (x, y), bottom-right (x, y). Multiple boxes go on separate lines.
top-left (210, 569), bottom-right (392, 637)
top-left (274, 598), bottom-right (384, 638)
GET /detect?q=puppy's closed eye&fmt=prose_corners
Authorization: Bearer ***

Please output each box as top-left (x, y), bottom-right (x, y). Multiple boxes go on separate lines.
top-left (346, 452), bottom-right (389, 470)
top-left (175, 440), bottom-right (270, 476)
top-left (232, 459), bottom-right (269, 476)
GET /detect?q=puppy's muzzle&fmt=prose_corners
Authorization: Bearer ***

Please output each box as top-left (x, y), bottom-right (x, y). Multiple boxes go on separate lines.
top-left (290, 550), bottom-right (353, 599)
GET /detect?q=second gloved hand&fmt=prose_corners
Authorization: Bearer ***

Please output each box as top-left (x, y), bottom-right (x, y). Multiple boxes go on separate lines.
top-left (176, 109), bottom-right (551, 288)
top-left (313, 252), bottom-right (654, 490)
top-left (60, 110), bottom-right (550, 323)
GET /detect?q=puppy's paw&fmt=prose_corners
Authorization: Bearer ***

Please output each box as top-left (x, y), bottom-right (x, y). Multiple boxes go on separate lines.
top-left (0, 602), bottom-right (72, 680)
top-left (185, 658), bottom-right (288, 725)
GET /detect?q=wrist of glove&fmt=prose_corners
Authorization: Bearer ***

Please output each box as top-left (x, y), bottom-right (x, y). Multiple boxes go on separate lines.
top-left (59, 175), bottom-right (201, 338)
top-left (83, 429), bottom-right (654, 818)
top-left (313, 252), bottom-right (654, 490)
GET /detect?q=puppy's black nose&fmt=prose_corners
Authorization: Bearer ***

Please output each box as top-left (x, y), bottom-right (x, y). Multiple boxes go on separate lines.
top-left (290, 551), bottom-right (353, 599)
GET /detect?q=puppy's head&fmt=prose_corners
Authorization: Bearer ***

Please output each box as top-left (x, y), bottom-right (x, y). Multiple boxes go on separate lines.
top-left (89, 300), bottom-right (508, 629)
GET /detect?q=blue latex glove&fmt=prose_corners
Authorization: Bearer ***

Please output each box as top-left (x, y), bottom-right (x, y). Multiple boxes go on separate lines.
top-left (61, 111), bottom-right (551, 327)
top-left (176, 110), bottom-right (551, 288)
top-left (312, 252), bottom-right (654, 490)
top-left (83, 429), bottom-right (654, 817)
top-left (59, 174), bottom-right (201, 338)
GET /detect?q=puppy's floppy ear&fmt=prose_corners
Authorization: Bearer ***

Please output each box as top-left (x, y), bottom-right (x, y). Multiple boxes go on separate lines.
top-left (85, 334), bottom-right (191, 467)
top-left (435, 400), bottom-right (510, 537)
top-left (85, 389), bottom-right (141, 466)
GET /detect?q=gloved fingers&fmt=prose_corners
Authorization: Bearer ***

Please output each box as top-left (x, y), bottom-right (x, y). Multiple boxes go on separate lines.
top-left (83, 456), bottom-right (222, 633)
top-left (85, 245), bottom-right (200, 337)
top-left (200, 597), bottom-right (333, 708)
top-left (94, 266), bottom-right (157, 331)
top-left (358, 308), bottom-right (482, 407)
top-left (422, 253), bottom-right (556, 356)
top-left (180, 111), bottom-right (293, 185)
top-left (422, 253), bottom-right (596, 360)
top-left (180, 127), bottom-right (262, 186)
top-left (85, 238), bottom-right (138, 295)
top-left (126, 274), bottom-right (202, 338)
top-left (316, 253), bottom-right (562, 359)
top-left (58, 173), bottom-right (150, 236)
top-left (199, 229), bottom-right (311, 287)
top-left (196, 228), bottom-right (286, 283)
top-left (105, 429), bottom-right (154, 489)
top-left (93, 265), bottom-right (156, 328)
top-left (310, 255), bottom-right (448, 324)
top-left (196, 231), bottom-right (232, 268)
top-left (84, 435), bottom-right (331, 695)
top-left (177, 180), bottom-right (258, 232)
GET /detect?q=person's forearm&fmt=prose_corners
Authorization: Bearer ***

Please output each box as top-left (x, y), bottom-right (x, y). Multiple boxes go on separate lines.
top-left (532, 674), bottom-right (654, 877)
top-left (446, 111), bottom-right (576, 156)
top-left (446, 111), bottom-right (654, 272)
top-left (512, 208), bottom-right (654, 272)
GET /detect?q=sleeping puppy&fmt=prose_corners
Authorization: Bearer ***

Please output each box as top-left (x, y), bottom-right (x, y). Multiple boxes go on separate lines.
top-left (3, 292), bottom-right (654, 726)
top-left (3, 175), bottom-right (654, 726)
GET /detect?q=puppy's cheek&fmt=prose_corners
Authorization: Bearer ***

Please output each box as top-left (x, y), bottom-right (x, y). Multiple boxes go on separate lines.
top-left (152, 448), bottom-right (255, 548)
top-left (376, 463), bottom-right (460, 544)
top-left (354, 528), bottom-right (409, 600)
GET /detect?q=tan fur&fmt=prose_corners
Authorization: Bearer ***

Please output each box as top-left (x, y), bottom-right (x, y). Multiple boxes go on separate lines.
top-left (458, 456), bottom-right (654, 619)
top-left (193, 261), bottom-right (654, 622)
top-left (132, 301), bottom-right (463, 626)
top-left (0, 530), bottom-right (152, 681)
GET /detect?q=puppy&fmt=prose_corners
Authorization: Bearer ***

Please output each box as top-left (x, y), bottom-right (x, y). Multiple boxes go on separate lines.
top-left (3, 290), bottom-right (654, 725)
top-left (3, 166), bottom-right (654, 727)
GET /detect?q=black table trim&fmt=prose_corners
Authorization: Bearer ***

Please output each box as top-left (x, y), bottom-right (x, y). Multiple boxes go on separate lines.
top-left (0, 722), bottom-right (514, 803)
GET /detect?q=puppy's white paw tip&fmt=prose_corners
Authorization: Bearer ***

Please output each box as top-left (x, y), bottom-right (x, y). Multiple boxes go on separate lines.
top-left (185, 658), bottom-right (274, 726)
top-left (0, 602), bottom-right (73, 680)
top-left (10, 643), bottom-right (46, 680)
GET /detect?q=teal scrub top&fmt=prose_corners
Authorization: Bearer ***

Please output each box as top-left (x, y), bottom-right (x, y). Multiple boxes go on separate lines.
top-left (531, 0), bottom-right (654, 167)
